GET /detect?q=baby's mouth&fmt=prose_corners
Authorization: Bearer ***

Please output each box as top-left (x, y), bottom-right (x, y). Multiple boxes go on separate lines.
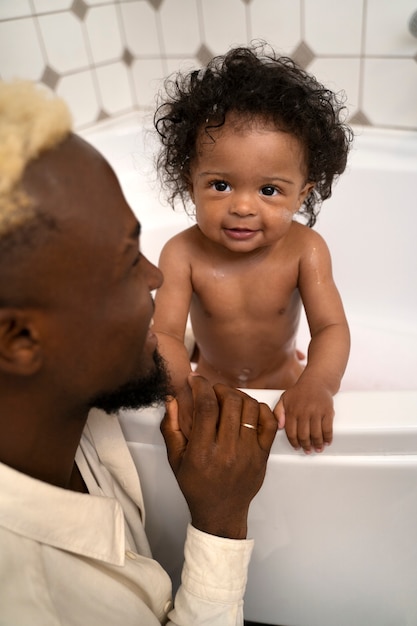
top-left (224, 227), bottom-right (259, 240)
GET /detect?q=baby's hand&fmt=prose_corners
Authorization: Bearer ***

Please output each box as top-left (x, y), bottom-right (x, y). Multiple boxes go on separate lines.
top-left (274, 383), bottom-right (334, 453)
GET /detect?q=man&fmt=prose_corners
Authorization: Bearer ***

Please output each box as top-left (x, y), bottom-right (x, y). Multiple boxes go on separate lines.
top-left (0, 80), bottom-right (277, 624)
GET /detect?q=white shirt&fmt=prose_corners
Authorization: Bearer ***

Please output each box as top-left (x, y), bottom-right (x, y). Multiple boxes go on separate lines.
top-left (0, 408), bottom-right (253, 625)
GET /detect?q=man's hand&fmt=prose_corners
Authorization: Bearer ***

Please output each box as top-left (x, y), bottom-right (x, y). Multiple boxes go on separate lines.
top-left (160, 374), bottom-right (277, 539)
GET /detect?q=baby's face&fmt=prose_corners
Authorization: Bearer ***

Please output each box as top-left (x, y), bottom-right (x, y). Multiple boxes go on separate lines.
top-left (188, 114), bottom-right (314, 253)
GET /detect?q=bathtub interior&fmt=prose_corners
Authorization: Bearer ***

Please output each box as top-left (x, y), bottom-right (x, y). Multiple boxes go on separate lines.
top-left (82, 115), bottom-right (417, 393)
top-left (81, 116), bottom-right (417, 625)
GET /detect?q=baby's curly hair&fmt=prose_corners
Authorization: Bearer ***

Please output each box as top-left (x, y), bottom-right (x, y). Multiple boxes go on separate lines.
top-left (154, 42), bottom-right (353, 227)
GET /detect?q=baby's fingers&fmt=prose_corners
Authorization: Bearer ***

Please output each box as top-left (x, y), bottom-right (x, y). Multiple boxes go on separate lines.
top-left (310, 396), bottom-right (335, 451)
top-left (321, 410), bottom-right (334, 446)
top-left (273, 397), bottom-right (286, 430)
top-left (310, 416), bottom-right (325, 452)
top-left (257, 402), bottom-right (278, 452)
top-left (284, 414), bottom-right (303, 451)
top-left (160, 397), bottom-right (187, 474)
top-left (295, 417), bottom-right (313, 454)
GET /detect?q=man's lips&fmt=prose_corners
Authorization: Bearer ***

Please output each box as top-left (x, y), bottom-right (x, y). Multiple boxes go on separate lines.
top-left (223, 227), bottom-right (260, 240)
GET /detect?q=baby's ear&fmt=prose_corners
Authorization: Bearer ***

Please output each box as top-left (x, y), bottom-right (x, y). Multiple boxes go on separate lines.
top-left (0, 309), bottom-right (42, 375)
top-left (298, 181), bottom-right (315, 208)
top-left (187, 182), bottom-right (195, 203)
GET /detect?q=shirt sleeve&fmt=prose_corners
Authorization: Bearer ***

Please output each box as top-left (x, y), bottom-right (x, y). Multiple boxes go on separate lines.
top-left (167, 523), bottom-right (254, 626)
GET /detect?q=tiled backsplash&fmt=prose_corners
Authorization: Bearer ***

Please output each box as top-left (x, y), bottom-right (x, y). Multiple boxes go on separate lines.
top-left (1, 0), bottom-right (417, 131)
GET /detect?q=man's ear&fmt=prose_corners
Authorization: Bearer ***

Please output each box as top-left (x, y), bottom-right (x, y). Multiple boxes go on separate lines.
top-left (0, 309), bottom-right (42, 375)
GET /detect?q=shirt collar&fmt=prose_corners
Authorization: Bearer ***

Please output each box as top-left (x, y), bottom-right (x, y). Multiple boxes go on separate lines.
top-left (0, 430), bottom-right (127, 566)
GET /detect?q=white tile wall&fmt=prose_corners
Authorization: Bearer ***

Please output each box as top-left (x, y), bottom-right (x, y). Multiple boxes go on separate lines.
top-left (84, 0), bottom-right (115, 5)
top-left (0, 0), bottom-right (32, 20)
top-left (249, 0), bottom-right (301, 55)
top-left (85, 5), bottom-right (124, 64)
top-left (120, 1), bottom-right (161, 56)
top-left (304, 0), bottom-right (363, 55)
top-left (0, 18), bottom-right (43, 80)
top-left (0, 0), bottom-right (416, 131)
top-left (309, 57), bottom-right (361, 117)
top-left (160, 0), bottom-right (201, 56)
top-left (165, 57), bottom-right (200, 75)
top-left (95, 61), bottom-right (134, 114)
top-left (38, 12), bottom-right (90, 73)
top-left (131, 57), bottom-right (165, 109)
top-left (32, 0), bottom-right (72, 12)
top-left (57, 68), bottom-right (100, 127)
top-left (201, 0), bottom-right (248, 54)
top-left (363, 58), bottom-right (417, 127)
top-left (366, 0), bottom-right (417, 55)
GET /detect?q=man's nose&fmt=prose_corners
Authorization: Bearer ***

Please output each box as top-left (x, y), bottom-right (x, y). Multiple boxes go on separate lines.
top-left (143, 255), bottom-right (163, 291)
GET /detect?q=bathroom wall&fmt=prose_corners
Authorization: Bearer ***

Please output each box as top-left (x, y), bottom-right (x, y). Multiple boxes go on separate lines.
top-left (1, 0), bottom-right (417, 131)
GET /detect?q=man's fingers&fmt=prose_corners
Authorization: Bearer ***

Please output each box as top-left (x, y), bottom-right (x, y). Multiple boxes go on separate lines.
top-left (214, 385), bottom-right (258, 441)
top-left (187, 373), bottom-right (219, 439)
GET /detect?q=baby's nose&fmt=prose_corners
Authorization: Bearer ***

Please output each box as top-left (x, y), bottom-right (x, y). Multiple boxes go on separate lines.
top-left (229, 192), bottom-right (256, 216)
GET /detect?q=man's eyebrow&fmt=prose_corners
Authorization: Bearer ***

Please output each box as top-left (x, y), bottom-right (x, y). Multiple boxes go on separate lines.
top-left (123, 221), bottom-right (141, 257)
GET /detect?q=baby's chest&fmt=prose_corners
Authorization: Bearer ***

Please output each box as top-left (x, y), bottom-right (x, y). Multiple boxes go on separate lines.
top-left (191, 260), bottom-right (300, 317)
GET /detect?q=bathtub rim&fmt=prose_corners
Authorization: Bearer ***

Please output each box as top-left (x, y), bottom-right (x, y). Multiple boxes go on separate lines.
top-left (119, 388), bottom-right (417, 456)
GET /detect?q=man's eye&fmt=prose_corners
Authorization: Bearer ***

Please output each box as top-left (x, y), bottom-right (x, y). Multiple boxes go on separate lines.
top-left (133, 252), bottom-right (141, 267)
top-left (212, 181), bottom-right (231, 192)
top-left (260, 185), bottom-right (278, 196)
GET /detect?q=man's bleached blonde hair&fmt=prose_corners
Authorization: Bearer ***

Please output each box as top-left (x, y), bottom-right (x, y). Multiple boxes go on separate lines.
top-left (0, 80), bottom-right (72, 239)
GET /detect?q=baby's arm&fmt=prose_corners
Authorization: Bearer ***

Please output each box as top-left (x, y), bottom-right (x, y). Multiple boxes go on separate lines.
top-left (153, 233), bottom-right (195, 436)
top-left (275, 230), bottom-right (350, 453)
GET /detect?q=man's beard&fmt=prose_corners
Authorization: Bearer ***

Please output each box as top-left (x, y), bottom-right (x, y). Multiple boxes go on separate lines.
top-left (90, 349), bottom-right (173, 415)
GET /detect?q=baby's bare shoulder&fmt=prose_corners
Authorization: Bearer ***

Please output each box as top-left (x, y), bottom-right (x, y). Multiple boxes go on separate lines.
top-left (289, 221), bottom-right (329, 252)
top-left (162, 224), bottom-right (199, 253)
top-left (288, 223), bottom-right (334, 284)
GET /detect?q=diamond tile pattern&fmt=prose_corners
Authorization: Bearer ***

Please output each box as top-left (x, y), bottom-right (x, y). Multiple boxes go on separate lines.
top-left (349, 110), bottom-right (371, 126)
top-left (71, 0), bottom-right (88, 20)
top-left (41, 65), bottom-right (60, 89)
top-left (122, 48), bottom-right (135, 67)
top-left (196, 44), bottom-right (215, 66)
top-left (291, 41), bottom-right (315, 70)
top-left (0, 0), bottom-right (416, 130)
top-left (146, 0), bottom-right (165, 9)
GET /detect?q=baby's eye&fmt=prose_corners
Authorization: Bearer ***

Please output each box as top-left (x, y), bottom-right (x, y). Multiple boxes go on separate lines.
top-left (260, 185), bottom-right (278, 196)
top-left (211, 180), bottom-right (231, 192)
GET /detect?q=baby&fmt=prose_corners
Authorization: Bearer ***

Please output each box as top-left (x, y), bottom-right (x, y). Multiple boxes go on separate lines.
top-left (153, 43), bottom-right (352, 453)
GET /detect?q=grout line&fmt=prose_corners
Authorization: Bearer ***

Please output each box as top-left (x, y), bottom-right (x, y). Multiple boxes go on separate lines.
top-left (196, 0), bottom-right (206, 44)
top-left (115, 2), bottom-right (138, 108)
top-left (245, 0), bottom-right (252, 43)
top-left (28, 0), bottom-right (49, 68)
top-left (78, 12), bottom-right (104, 116)
top-left (358, 0), bottom-right (367, 111)
top-left (300, 0), bottom-right (305, 41)
top-left (155, 8), bottom-right (168, 76)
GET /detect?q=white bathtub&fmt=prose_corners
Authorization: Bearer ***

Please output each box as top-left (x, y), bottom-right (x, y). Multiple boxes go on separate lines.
top-left (82, 114), bottom-right (417, 626)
